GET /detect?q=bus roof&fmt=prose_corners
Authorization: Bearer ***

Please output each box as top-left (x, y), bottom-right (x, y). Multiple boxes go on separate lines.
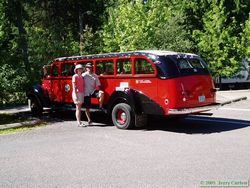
top-left (54, 50), bottom-right (198, 62)
top-left (136, 50), bottom-right (197, 56)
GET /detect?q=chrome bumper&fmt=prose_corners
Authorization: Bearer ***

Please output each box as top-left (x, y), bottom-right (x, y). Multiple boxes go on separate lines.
top-left (168, 96), bottom-right (247, 115)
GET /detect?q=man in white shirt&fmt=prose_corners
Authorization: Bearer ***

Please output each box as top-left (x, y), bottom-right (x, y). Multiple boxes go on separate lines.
top-left (83, 63), bottom-right (105, 125)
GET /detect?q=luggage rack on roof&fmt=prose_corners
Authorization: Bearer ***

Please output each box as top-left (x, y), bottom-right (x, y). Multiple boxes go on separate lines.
top-left (54, 50), bottom-right (200, 63)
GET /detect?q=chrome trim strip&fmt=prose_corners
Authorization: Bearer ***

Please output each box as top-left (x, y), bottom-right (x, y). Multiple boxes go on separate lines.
top-left (168, 96), bottom-right (247, 115)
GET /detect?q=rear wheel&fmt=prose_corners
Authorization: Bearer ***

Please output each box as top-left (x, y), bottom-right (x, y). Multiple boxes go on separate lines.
top-left (29, 96), bottom-right (43, 116)
top-left (111, 103), bottom-right (135, 129)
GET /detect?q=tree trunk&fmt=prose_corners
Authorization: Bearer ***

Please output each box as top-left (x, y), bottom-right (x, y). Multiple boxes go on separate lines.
top-left (79, 7), bottom-right (84, 55)
top-left (16, 1), bottom-right (31, 76)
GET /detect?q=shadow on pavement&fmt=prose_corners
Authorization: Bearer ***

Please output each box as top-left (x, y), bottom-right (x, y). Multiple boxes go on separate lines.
top-left (43, 110), bottom-right (113, 127)
top-left (144, 116), bottom-right (250, 134)
top-left (36, 110), bottom-right (250, 134)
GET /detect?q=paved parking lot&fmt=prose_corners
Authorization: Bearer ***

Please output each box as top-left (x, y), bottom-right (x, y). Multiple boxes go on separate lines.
top-left (0, 90), bottom-right (249, 187)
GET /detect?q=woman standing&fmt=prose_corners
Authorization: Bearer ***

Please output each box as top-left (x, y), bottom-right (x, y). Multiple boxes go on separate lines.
top-left (72, 64), bottom-right (86, 127)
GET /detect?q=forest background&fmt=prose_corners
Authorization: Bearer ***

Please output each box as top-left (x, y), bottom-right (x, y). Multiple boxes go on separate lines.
top-left (1, 0), bottom-right (250, 106)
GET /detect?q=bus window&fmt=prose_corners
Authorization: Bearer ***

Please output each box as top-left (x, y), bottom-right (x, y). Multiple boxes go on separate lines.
top-left (51, 64), bottom-right (59, 76)
top-left (62, 63), bottom-right (74, 76)
top-left (96, 60), bottom-right (114, 75)
top-left (175, 58), bottom-right (209, 75)
top-left (178, 59), bottom-right (193, 69)
top-left (117, 59), bottom-right (132, 74)
top-left (135, 58), bottom-right (154, 74)
top-left (189, 59), bottom-right (205, 69)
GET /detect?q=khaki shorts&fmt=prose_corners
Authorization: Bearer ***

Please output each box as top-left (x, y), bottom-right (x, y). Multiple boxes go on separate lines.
top-left (72, 92), bottom-right (84, 104)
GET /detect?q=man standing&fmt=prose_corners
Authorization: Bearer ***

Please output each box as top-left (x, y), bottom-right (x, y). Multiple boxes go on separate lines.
top-left (83, 63), bottom-right (105, 125)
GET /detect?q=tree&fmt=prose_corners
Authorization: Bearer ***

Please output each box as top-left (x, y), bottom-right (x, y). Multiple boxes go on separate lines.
top-left (101, 0), bottom-right (193, 52)
top-left (193, 0), bottom-right (242, 78)
top-left (240, 14), bottom-right (250, 79)
top-left (0, 0), bottom-right (29, 105)
top-left (4, 0), bottom-right (31, 76)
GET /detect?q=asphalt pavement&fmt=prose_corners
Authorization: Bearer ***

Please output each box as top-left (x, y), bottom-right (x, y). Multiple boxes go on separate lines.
top-left (0, 90), bottom-right (249, 130)
top-left (0, 97), bottom-right (249, 188)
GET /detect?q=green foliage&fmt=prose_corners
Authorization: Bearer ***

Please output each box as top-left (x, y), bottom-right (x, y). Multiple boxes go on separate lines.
top-left (241, 14), bottom-right (250, 59)
top-left (82, 25), bottom-right (103, 54)
top-left (27, 27), bottom-right (80, 80)
top-left (0, 64), bottom-right (27, 105)
top-left (102, 0), bottom-right (193, 52)
top-left (1, 0), bottom-right (250, 106)
top-left (193, 0), bottom-right (242, 77)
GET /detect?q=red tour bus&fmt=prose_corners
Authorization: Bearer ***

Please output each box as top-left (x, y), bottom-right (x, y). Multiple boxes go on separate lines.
top-left (27, 50), bottom-right (244, 129)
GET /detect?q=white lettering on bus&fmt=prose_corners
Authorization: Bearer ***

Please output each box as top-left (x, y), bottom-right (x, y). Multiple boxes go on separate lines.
top-left (136, 80), bottom-right (152, 84)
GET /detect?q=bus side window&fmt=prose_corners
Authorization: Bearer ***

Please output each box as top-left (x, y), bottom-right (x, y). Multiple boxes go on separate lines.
top-left (96, 60), bottom-right (114, 75)
top-left (117, 59), bottom-right (132, 74)
top-left (62, 63), bottom-right (74, 76)
top-left (135, 58), bottom-right (154, 74)
top-left (51, 64), bottom-right (59, 76)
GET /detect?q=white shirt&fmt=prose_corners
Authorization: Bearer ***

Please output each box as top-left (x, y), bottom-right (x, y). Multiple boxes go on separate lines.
top-left (82, 72), bottom-right (101, 96)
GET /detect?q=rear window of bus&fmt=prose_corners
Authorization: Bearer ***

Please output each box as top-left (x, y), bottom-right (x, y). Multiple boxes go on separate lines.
top-left (175, 58), bottom-right (209, 75)
top-left (156, 56), bottom-right (209, 79)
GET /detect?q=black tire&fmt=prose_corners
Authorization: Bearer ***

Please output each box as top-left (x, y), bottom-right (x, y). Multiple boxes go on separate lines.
top-left (111, 103), bottom-right (135, 129)
top-left (30, 96), bottom-right (43, 116)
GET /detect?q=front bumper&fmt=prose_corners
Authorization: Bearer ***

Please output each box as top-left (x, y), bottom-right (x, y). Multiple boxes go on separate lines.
top-left (168, 96), bottom-right (247, 115)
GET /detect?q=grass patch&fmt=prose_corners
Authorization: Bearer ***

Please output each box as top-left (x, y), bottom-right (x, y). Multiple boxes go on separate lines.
top-left (0, 122), bottom-right (47, 135)
top-left (0, 113), bottom-right (48, 135)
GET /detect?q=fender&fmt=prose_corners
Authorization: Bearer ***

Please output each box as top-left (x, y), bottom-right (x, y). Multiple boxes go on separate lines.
top-left (26, 84), bottom-right (50, 107)
top-left (132, 90), bottom-right (165, 115)
top-left (107, 88), bottom-right (165, 116)
top-left (107, 89), bottom-right (137, 115)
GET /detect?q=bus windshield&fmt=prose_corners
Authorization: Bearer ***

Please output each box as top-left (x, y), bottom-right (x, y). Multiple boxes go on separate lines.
top-left (156, 55), bottom-right (210, 79)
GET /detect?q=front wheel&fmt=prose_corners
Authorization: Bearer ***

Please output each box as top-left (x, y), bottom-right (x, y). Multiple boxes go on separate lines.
top-left (111, 103), bottom-right (135, 129)
top-left (29, 96), bottom-right (43, 116)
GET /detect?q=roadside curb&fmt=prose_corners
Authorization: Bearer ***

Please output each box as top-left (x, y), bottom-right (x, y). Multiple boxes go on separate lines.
top-left (0, 118), bottom-right (42, 130)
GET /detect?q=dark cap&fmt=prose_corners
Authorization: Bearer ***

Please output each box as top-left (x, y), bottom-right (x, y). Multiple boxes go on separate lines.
top-left (85, 63), bottom-right (93, 68)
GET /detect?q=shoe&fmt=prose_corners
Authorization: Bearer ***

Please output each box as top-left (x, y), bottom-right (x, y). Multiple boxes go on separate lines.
top-left (81, 123), bottom-right (87, 127)
top-left (88, 121), bottom-right (93, 126)
top-left (78, 122), bottom-right (87, 127)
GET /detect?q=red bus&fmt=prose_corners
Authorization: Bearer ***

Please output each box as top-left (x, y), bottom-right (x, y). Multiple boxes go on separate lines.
top-left (27, 50), bottom-right (234, 129)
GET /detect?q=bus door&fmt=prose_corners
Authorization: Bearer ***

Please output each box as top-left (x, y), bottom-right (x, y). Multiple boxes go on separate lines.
top-left (133, 58), bottom-right (158, 101)
top-left (96, 59), bottom-right (116, 105)
top-left (61, 62), bottom-right (75, 103)
top-left (115, 58), bottom-right (134, 92)
top-left (49, 62), bottom-right (63, 103)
